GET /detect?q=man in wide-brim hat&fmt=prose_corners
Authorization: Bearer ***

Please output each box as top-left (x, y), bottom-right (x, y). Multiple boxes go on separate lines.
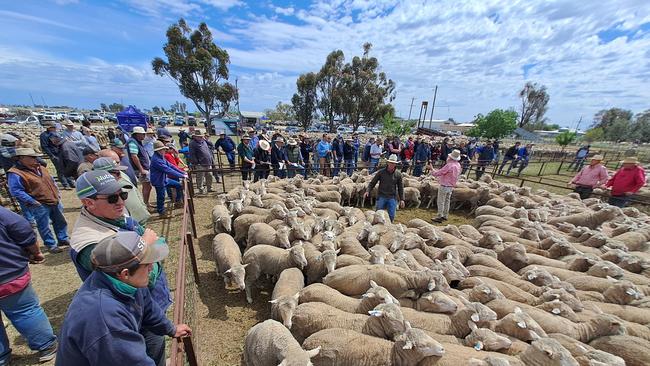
top-left (253, 140), bottom-right (272, 182)
top-left (271, 136), bottom-right (287, 178)
top-left (569, 154), bottom-right (609, 200)
top-left (7, 148), bottom-right (69, 253)
top-left (150, 141), bottom-right (187, 217)
top-left (188, 129), bottom-right (214, 194)
top-left (364, 154), bottom-right (404, 222)
top-left (429, 149), bottom-right (462, 223)
top-left (605, 156), bottom-right (645, 207)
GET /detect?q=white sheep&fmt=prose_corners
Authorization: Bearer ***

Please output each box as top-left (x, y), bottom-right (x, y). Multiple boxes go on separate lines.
top-left (246, 223), bottom-right (291, 250)
top-left (243, 319), bottom-right (320, 366)
top-left (212, 233), bottom-right (247, 291)
top-left (211, 204), bottom-right (232, 234)
top-left (299, 281), bottom-right (399, 314)
top-left (270, 268), bottom-right (305, 329)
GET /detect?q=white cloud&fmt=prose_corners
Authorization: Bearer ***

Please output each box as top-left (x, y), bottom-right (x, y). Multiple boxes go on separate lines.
top-left (121, 0), bottom-right (241, 17)
top-left (274, 6), bottom-right (295, 16)
top-left (0, 10), bottom-right (84, 32)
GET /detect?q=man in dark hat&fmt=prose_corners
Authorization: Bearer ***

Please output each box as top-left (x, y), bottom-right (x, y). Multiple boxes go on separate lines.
top-left (40, 122), bottom-right (74, 189)
top-left (76, 147), bottom-right (99, 176)
top-left (215, 130), bottom-right (236, 169)
top-left (188, 130), bottom-right (214, 193)
top-left (270, 136), bottom-right (288, 178)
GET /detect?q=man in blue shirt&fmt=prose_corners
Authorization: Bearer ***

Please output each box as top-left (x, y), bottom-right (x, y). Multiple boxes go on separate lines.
top-left (413, 137), bottom-right (430, 177)
top-left (508, 143), bottom-right (532, 176)
top-left (150, 141), bottom-right (187, 217)
top-left (62, 120), bottom-right (86, 147)
top-left (568, 145), bottom-right (590, 172)
top-left (56, 231), bottom-right (191, 366)
top-left (316, 134), bottom-right (332, 176)
top-left (352, 133), bottom-right (361, 169)
top-left (215, 131), bottom-right (237, 169)
top-left (0, 207), bottom-right (58, 365)
top-left (331, 135), bottom-right (344, 176)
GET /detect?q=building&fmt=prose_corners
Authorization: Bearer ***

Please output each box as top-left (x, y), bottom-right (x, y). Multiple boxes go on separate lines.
top-left (240, 111), bottom-right (266, 127)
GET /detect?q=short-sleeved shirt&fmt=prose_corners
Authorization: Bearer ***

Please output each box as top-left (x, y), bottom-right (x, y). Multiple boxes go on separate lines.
top-left (127, 140), bottom-right (140, 155)
top-left (0, 207), bottom-right (36, 285)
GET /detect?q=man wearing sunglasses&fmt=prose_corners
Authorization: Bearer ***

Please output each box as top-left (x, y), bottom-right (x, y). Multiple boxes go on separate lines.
top-left (69, 170), bottom-right (172, 366)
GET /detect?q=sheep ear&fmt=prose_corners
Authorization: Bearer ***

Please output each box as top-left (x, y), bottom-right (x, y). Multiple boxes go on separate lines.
top-left (269, 299), bottom-right (278, 304)
top-left (242, 263), bottom-right (250, 269)
top-left (335, 249), bottom-right (341, 255)
top-left (427, 279), bottom-right (436, 291)
top-left (293, 293), bottom-right (300, 300)
top-left (404, 320), bottom-right (412, 330)
top-left (467, 320), bottom-right (478, 331)
top-left (517, 321), bottom-right (527, 329)
top-left (306, 346), bottom-right (321, 358)
top-left (224, 268), bottom-right (232, 274)
top-left (278, 360), bottom-right (287, 366)
top-left (362, 292), bottom-right (375, 299)
top-left (229, 214), bottom-right (234, 218)
top-left (551, 308), bottom-right (561, 315)
top-left (370, 280), bottom-right (378, 288)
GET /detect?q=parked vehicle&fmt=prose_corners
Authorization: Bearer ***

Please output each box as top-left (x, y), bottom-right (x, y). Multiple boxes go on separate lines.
top-left (160, 116), bottom-right (170, 124)
top-left (187, 116), bottom-right (197, 126)
top-left (41, 112), bottom-right (58, 121)
top-left (88, 112), bottom-right (104, 123)
top-left (174, 116), bottom-right (185, 126)
top-left (286, 126), bottom-right (301, 134)
top-left (67, 112), bottom-right (85, 122)
top-left (56, 111), bottom-right (67, 120)
top-left (105, 113), bottom-right (117, 122)
top-left (0, 116), bottom-right (40, 125)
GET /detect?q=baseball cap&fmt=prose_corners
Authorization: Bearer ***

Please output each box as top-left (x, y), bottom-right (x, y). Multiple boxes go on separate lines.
top-left (110, 138), bottom-right (125, 149)
top-left (93, 157), bottom-right (128, 172)
top-left (76, 170), bottom-right (132, 199)
top-left (91, 231), bottom-right (169, 272)
top-left (83, 147), bottom-right (98, 156)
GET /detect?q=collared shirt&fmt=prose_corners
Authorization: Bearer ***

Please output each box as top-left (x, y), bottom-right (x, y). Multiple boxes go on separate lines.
top-left (316, 141), bottom-right (331, 158)
top-left (63, 129), bottom-right (86, 146)
top-left (433, 160), bottom-right (461, 187)
top-left (370, 144), bottom-right (383, 159)
top-left (606, 166), bottom-right (646, 196)
top-left (571, 164), bottom-right (609, 188)
top-left (367, 168), bottom-right (404, 200)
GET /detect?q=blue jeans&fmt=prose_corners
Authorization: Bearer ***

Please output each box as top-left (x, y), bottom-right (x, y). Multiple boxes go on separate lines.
top-left (608, 195), bottom-right (630, 208)
top-left (0, 284), bottom-right (57, 365)
top-left (143, 329), bottom-right (165, 366)
top-left (413, 162), bottom-right (424, 177)
top-left (345, 159), bottom-right (354, 175)
top-left (18, 202), bottom-right (35, 225)
top-left (27, 203), bottom-right (68, 249)
top-left (287, 164), bottom-right (304, 178)
top-left (225, 151), bottom-right (235, 167)
top-left (370, 158), bottom-right (380, 173)
top-left (376, 196), bottom-right (397, 222)
top-left (155, 181), bottom-right (182, 214)
top-left (333, 158), bottom-right (342, 176)
top-left (164, 179), bottom-right (183, 203)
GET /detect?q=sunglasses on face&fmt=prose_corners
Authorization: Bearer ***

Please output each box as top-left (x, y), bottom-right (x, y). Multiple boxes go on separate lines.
top-left (95, 191), bottom-right (129, 204)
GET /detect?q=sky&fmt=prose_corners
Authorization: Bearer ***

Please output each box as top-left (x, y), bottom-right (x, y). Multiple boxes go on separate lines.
top-left (1, 0), bottom-right (649, 127)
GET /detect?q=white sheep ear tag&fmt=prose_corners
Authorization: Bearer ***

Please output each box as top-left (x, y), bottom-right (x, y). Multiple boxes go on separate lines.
top-left (402, 341), bottom-right (413, 350)
top-left (471, 313), bottom-right (480, 322)
top-left (625, 288), bottom-right (635, 296)
top-left (473, 341), bottom-right (484, 351)
top-left (517, 321), bottom-right (527, 329)
top-left (551, 308), bottom-right (561, 315)
top-left (368, 310), bottom-right (383, 317)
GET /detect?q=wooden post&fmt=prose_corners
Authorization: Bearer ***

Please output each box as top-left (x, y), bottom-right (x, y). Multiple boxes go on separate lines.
top-left (186, 232), bottom-right (200, 285)
top-left (182, 337), bottom-right (200, 366)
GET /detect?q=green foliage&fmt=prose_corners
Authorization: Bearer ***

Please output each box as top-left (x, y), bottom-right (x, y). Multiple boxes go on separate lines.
top-left (605, 117), bottom-right (631, 141)
top-left (316, 50), bottom-right (345, 133)
top-left (583, 128), bottom-right (604, 142)
top-left (100, 103), bottom-right (108, 112)
top-left (467, 109), bottom-right (518, 139)
top-left (381, 111), bottom-right (415, 137)
top-left (628, 110), bottom-right (650, 142)
top-left (592, 108), bottom-right (633, 130)
top-left (518, 82), bottom-right (549, 128)
top-left (338, 43), bottom-right (396, 132)
top-left (108, 103), bottom-right (124, 112)
top-left (291, 72), bottom-right (318, 131)
top-left (152, 18), bottom-right (237, 123)
top-left (555, 131), bottom-right (577, 149)
top-left (152, 106), bottom-right (162, 115)
top-left (265, 102), bottom-right (294, 122)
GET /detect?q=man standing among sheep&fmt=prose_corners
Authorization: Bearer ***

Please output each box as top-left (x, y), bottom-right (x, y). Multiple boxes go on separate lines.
top-left (429, 149), bottom-right (462, 223)
top-left (605, 157), bottom-right (646, 207)
top-left (364, 154), bottom-right (404, 222)
top-left (569, 155), bottom-right (609, 199)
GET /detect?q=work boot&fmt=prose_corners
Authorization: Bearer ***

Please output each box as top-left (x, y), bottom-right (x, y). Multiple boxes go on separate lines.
top-left (38, 340), bottom-right (58, 363)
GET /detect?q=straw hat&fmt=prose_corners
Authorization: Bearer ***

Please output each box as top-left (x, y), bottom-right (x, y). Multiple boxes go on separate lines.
top-left (64, 119), bottom-right (74, 126)
top-left (387, 154), bottom-right (400, 164)
top-left (591, 154), bottom-right (604, 161)
top-left (287, 138), bottom-right (297, 146)
top-left (449, 149), bottom-right (461, 161)
top-left (259, 140), bottom-right (271, 151)
top-left (622, 156), bottom-right (639, 164)
top-left (146, 128), bottom-right (156, 135)
top-left (132, 126), bottom-right (146, 134)
top-left (153, 141), bottom-right (168, 152)
top-left (14, 148), bottom-right (43, 157)
top-left (193, 130), bottom-right (203, 136)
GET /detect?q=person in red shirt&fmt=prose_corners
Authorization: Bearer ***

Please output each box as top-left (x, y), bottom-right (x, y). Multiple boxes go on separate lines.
top-left (400, 137), bottom-right (414, 173)
top-left (160, 137), bottom-right (186, 205)
top-left (605, 156), bottom-right (646, 207)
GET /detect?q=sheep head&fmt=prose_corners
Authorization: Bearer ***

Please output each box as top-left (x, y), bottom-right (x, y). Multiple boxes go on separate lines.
top-left (589, 313), bottom-right (627, 338)
top-left (373, 210), bottom-right (390, 225)
top-left (368, 246), bottom-right (391, 265)
top-left (478, 231), bottom-right (503, 249)
top-left (465, 321), bottom-right (512, 351)
top-left (495, 307), bottom-right (547, 342)
top-left (363, 280), bottom-right (400, 305)
top-left (318, 249), bottom-right (340, 274)
top-left (367, 303), bottom-right (406, 338)
top-left (538, 288), bottom-right (583, 312)
top-left (291, 223), bottom-right (312, 242)
top-left (423, 269), bottom-right (451, 293)
top-left (310, 215), bottom-right (324, 234)
top-left (270, 293), bottom-right (300, 329)
top-left (566, 255), bottom-right (597, 272)
top-left (586, 261), bottom-right (624, 279)
top-left (519, 338), bottom-right (578, 366)
top-left (224, 263), bottom-right (248, 291)
top-left (548, 241), bottom-right (577, 259)
top-left (418, 291), bottom-right (458, 314)
top-left (522, 266), bottom-right (557, 287)
top-left (603, 277), bottom-right (644, 304)
top-left (468, 283), bottom-right (505, 304)
top-left (275, 226), bottom-right (291, 249)
top-left (457, 297), bottom-right (497, 327)
top-left (394, 321), bottom-right (446, 359)
top-left (357, 222), bottom-right (373, 241)
top-left (288, 243), bottom-right (308, 270)
top-left (497, 243), bottom-right (528, 272)
top-left (228, 199), bottom-right (243, 215)
top-left (536, 300), bottom-right (578, 321)
top-left (389, 234), bottom-right (406, 253)
top-left (418, 225), bottom-right (441, 243)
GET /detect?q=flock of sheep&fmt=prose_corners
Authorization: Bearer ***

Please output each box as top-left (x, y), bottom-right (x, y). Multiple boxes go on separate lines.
top-left (209, 169), bottom-right (650, 366)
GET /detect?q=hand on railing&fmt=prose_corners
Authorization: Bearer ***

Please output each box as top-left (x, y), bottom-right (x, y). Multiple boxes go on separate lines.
top-left (174, 324), bottom-right (192, 338)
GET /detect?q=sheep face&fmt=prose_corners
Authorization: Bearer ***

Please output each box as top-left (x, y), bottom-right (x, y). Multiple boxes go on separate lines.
top-left (289, 245), bottom-right (308, 270)
top-left (538, 288), bottom-right (583, 312)
top-left (357, 222), bottom-right (372, 241)
top-left (425, 270), bottom-right (452, 293)
top-left (367, 229), bottom-right (380, 245)
top-left (228, 199), bottom-right (243, 215)
top-left (478, 232), bottom-right (502, 249)
top-left (461, 301), bottom-right (498, 326)
top-left (418, 291), bottom-right (458, 314)
top-left (319, 249), bottom-right (339, 274)
top-left (364, 280), bottom-right (400, 304)
top-left (373, 210), bottom-right (390, 225)
top-left (276, 227), bottom-right (291, 249)
top-left (368, 246), bottom-right (390, 264)
top-left (566, 256), bottom-right (597, 272)
top-left (465, 321), bottom-right (512, 351)
top-left (271, 293), bottom-right (300, 329)
top-left (548, 241), bottom-right (577, 259)
top-left (224, 264), bottom-right (248, 291)
top-left (389, 234), bottom-right (406, 253)
top-left (496, 308), bottom-right (547, 342)
top-left (586, 261), bottom-right (624, 279)
top-left (394, 323), bottom-right (446, 358)
top-left (522, 267), bottom-right (556, 287)
top-left (468, 283), bottom-right (504, 304)
top-left (368, 303), bottom-right (406, 336)
top-left (310, 216), bottom-right (324, 233)
top-left (272, 204), bottom-right (289, 220)
top-left (497, 243), bottom-right (528, 272)
top-left (291, 224), bottom-right (311, 242)
top-left (520, 338), bottom-right (577, 366)
top-left (536, 300), bottom-right (578, 321)
top-left (603, 279), bottom-right (644, 304)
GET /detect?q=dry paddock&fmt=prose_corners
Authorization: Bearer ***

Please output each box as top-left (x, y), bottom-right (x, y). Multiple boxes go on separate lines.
top-left (2, 187), bottom-right (473, 366)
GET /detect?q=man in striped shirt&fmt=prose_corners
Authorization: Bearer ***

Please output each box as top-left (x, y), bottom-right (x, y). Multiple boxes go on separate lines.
top-left (569, 154), bottom-right (609, 199)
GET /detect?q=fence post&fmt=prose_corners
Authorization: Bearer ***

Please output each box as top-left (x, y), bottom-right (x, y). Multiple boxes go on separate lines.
top-left (185, 232), bottom-right (200, 285)
top-left (538, 162), bottom-right (545, 176)
top-left (182, 337), bottom-right (200, 366)
top-left (556, 159), bottom-right (564, 174)
top-left (519, 178), bottom-right (525, 188)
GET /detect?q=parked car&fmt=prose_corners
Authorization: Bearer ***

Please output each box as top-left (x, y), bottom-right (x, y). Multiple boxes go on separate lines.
top-left (355, 126), bottom-right (367, 134)
top-left (41, 112), bottom-right (58, 121)
top-left (286, 126), bottom-right (301, 134)
top-left (174, 116), bottom-right (185, 126)
top-left (187, 116), bottom-right (197, 126)
top-left (105, 113), bottom-right (117, 122)
top-left (0, 116), bottom-right (40, 125)
top-left (160, 116), bottom-right (170, 125)
top-left (67, 112), bottom-right (85, 122)
top-left (56, 111), bottom-right (67, 120)
top-left (88, 112), bottom-right (104, 123)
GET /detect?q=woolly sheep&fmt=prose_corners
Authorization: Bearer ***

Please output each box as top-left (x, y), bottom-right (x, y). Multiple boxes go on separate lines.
top-left (270, 268), bottom-right (304, 329)
top-left (302, 242), bottom-right (339, 284)
top-left (246, 223), bottom-right (291, 250)
top-left (243, 319), bottom-right (320, 366)
top-left (518, 338), bottom-right (579, 366)
top-left (589, 334), bottom-right (650, 366)
top-left (212, 233), bottom-right (247, 291)
top-left (464, 321), bottom-right (512, 352)
top-left (211, 204), bottom-right (232, 234)
top-left (299, 281), bottom-right (398, 314)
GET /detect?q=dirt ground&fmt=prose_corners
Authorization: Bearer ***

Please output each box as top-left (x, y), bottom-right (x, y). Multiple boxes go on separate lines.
top-left (2, 185), bottom-right (474, 366)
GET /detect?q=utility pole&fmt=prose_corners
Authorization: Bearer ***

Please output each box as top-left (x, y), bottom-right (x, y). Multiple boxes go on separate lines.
top-left (407, 97), bottom-right (415, 120)
top-left (40, 96), bottom-right (47, 108)
top-left (429, 85), bottom-right (438, 122)
top-left (29, 93), bottom-right (36, 108)
top-left (574, 116), bottom-right (583, 132)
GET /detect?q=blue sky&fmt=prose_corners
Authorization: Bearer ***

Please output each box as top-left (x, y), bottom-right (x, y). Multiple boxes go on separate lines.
top-left (1, 0), bottom-right (649, 127)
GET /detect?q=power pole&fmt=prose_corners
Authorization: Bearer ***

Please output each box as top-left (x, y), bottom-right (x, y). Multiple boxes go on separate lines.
top-left (575, 116), bottom-right (583, 132)
top-left (40, 96), bottom-right (47, 108)
top-left (429, 85), bottom-right (438, 122)
top-left (29, 93), bottom-right (36, 108)
top-left (407, 97), bottom-right (415, 120)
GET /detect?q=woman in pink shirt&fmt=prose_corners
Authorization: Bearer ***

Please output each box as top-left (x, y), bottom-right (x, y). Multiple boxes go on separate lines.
top-left (429, 149), bottom-right (462, 223)
top-left (569, 154), bottom-right (609, 199)
top-left (605, 156), bottom-right (646, 207)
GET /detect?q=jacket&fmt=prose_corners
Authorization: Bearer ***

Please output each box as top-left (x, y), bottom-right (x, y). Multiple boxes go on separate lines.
top-left (367, 168), bottom-right (404, 201)
top-left (271, 144), bottom-right (287, 166)
top-left (331, 138), bottom-right (344, 158)
top-left (300, 142), bottom-right (312, 162)
top-left (606, 166), bottom-right (646, 196)
top-left (55, 271), bottom-right (175, 366)
top-left (127, 137), bottom-right (150, 171)
top-left (254, 147), bottom-right (271, 165)
top-left (316, 141), bottom-right (331, 158)
top-left (414, 143), bottom-right (430, 162)
top-left (39, 131), bottom-right (60, 157)
top-left (8, 163), bottom-right (59, 206)
top-left (343, 142), bottom-right (355, 160)
top-left (188, 138), bottom-right (213, 166)
top-left (505, 146), bottom-right (519, 158)
top-left (216, 136), bottom-right (236, 152)
top-left (150, 152), bottom-right (186, 188)
top-left (286, 146), bottom-right (303, 164)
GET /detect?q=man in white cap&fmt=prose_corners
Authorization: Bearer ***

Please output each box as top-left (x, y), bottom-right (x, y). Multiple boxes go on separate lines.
top-left (253, 140), bottom-right (272, 182)
top-left (150, 141), bottom-right (187, 217)
top-left (127, 126), bottom-right (153, 206)
top-left (56, 231), bottom-right (191, 366)
top-left (62, 120), bottom-right (85, 147)
top-left (364, 154), bottom-right (404, 222)
top-left (569, 154), bottom-right (609, 199)
top-left (429, 149), bottom-right (462, 223)
top-left (605, 156), bottom-right (646, 207)
top-left (7, 148), bottom-right (69, 253)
